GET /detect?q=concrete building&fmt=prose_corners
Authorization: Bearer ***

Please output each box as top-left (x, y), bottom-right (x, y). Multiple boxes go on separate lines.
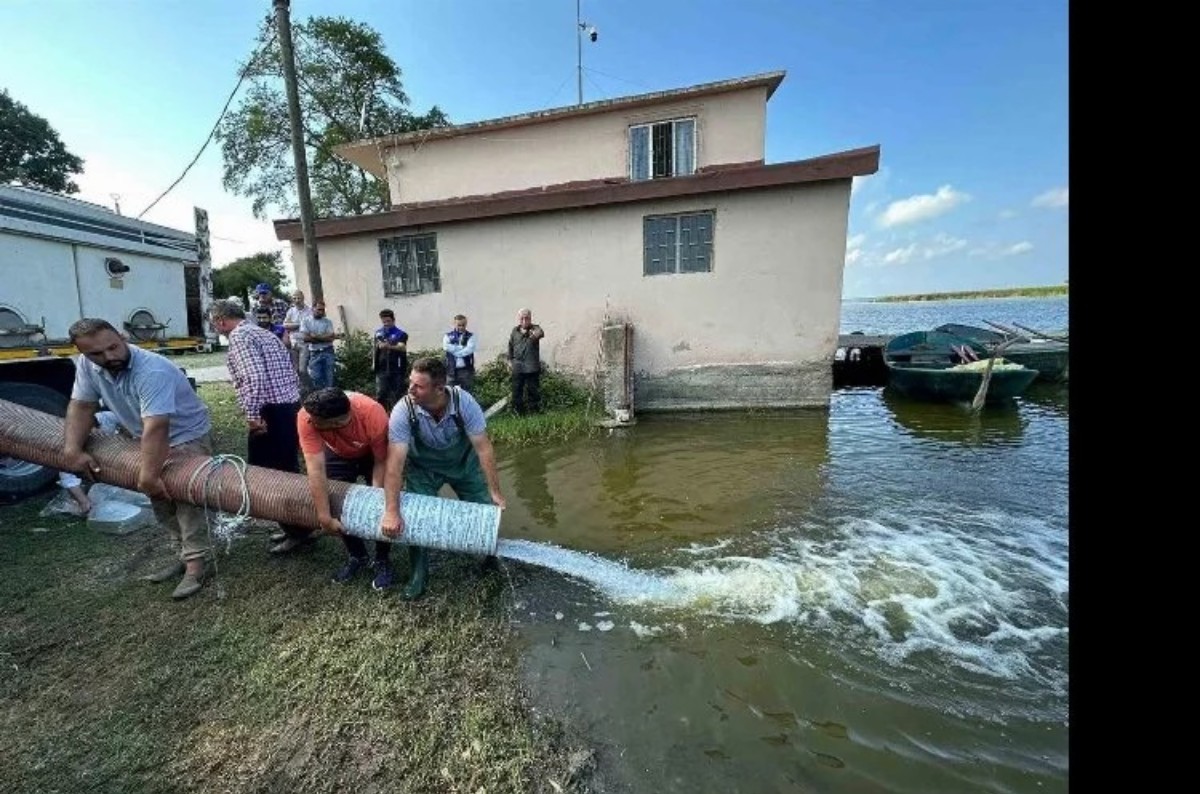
top-left (274, 71), bottom-right (879, 410)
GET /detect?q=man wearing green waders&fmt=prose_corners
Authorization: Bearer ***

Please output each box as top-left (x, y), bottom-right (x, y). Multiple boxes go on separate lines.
top-left (380, 357), bottom-right (506, 599)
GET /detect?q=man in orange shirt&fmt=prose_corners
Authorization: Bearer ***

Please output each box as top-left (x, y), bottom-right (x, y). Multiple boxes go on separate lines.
top-left (297, 387), bottom-right (396, 590)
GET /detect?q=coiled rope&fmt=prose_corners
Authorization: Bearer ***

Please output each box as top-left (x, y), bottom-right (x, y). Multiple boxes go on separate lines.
top-left (183, 454), bottom-right (253, 600)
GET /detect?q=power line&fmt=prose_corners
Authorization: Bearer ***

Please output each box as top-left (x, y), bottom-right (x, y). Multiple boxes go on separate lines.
top-left (544, 73), bottom-right (573, 108)
top-left (583, 69), bottom-right (608, 102)
top-left (137, 21), bottom-right (275, 219)
top-left (583, 65), bottom-right (652, 92)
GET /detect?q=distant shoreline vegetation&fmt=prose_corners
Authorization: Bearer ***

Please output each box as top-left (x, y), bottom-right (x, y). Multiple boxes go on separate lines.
top-left (860, 285), bottom-right (1068, 303)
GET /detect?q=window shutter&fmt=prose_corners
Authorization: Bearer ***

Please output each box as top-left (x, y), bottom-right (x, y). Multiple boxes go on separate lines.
top-left (643, 216), bottom-right (674, 275)
top-left (630, 126), bottom-right (650, 181)
top-left (674, 119), bottom-right (695, 176)
top-left (679, 211), bottom-right (713, 273)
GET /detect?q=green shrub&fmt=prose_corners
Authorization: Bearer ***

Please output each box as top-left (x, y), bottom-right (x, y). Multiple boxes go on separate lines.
top-left (408, 348), bottom-right (444, 365)
top-left (470, 354), bottom-right (597, 412)
top-left (385, 349), bottom-right (600, 415)
top-left (334, 330), bottom-right (377, 395)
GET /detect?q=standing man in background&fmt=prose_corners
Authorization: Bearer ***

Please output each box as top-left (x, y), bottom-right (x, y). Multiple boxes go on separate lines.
top-left (253, 283), bottom-right (289, 325)
top-left (507, 308), bottom-right (545, 415)
top-left (374, 309), bottom-right (409, 410)
top-left (442, 313), bottom-right (477, 393)
top-left (254, 308), bottom-right (286, 341)
top-left (62, 318), bottom-right (214, 600)
top-left (208, 299), bottom-right (312, 555)
top-left (282, 289), bottom-right (313, 392)
top-left (300, 300), bottom-right (339, 390)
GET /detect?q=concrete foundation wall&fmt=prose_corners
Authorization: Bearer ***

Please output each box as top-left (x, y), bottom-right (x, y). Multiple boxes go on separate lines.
top-left (635, 360), bottom-right (832, 411)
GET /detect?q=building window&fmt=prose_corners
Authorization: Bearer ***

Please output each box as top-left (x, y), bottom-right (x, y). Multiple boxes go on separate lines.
top-left (643, 211), bottom-right (714, 276)
top-left (630, 118), bottom-right (696, 181)
top-left (379, 233), bottom-right (440, 296)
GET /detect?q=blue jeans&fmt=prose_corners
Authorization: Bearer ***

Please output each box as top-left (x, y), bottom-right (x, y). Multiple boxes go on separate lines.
top-left (307, 347), bottom-right (335, 389)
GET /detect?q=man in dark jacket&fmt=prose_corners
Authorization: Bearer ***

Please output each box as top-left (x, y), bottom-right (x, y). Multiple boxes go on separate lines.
top-left (507, 308), bottom-right (544, 415)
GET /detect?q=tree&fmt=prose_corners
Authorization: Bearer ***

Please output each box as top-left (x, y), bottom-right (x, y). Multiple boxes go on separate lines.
top-left (0, 89), bottom-right (84, 194)
top-left (216, 16), bottom-right (449, 220)
top-left (212, 251), bottom-right (288, 307)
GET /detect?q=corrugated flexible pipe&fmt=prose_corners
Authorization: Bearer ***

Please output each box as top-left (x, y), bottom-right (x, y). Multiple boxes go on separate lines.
top-left (0, 398), bottom-right (499, 556)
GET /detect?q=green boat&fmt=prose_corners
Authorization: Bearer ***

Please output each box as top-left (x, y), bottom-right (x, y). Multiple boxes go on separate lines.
top-left (934, 323), bottom-right (1069, 383)
top-left (884, 331), bottom-right (1040, 404)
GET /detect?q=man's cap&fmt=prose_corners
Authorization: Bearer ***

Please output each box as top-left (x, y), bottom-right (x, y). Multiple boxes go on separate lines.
top-left (255, 283), bottom-right (271, 294)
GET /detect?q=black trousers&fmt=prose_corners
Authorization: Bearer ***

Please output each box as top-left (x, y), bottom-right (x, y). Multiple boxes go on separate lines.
top-left (512, 371), bottom-right (541, 415)
top-left (375, 370), bottom-right (407, 411)
top-left (326, 450), bottom-right (390, 561)
top-left (247, 401), bottom-right (308, 539)
top-left (449, 367), bottom-right (475, 393)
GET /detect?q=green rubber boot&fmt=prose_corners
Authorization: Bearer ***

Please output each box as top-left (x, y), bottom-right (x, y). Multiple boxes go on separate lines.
top-left (403, 546), bottom-right (429, 601)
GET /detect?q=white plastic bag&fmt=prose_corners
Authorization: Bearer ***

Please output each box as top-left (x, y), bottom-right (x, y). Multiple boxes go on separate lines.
top-left (86, 483), bottom-right (156, 535)
top-left (39, 489), bottom-right (88, 518)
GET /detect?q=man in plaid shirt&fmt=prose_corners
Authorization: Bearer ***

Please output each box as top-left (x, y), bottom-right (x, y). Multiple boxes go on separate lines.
top-left (208, 299), bottom-right (313, 554)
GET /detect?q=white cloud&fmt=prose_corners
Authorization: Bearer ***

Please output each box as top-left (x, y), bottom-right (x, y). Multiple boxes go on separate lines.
top-left (925, 233), bottom-right (968, 258)
top-left (970, 241), bottom-right (1035, 259)
top-left (879, 233), bottom-right (967, 266)
top-left (845, 234), bottom-right (866, 266)
top-left (998, 209), bottom-right (1018, 220)
top-left (883, 244), bottom-right (918, 265)
top-left (1031, 187), bottom-right (1069, 209)
top-left (879, 185), bottom-right (970, 228)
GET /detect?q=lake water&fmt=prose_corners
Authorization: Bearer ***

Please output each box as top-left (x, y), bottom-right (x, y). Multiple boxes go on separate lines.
top-left (494, 296), bottom-right (1068, 793)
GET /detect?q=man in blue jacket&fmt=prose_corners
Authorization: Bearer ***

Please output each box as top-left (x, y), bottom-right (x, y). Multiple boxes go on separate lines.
top-left (374, 309), bottom-right (409, 410)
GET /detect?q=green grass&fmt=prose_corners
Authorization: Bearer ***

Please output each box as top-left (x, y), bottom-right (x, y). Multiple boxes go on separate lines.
top-left (487, 408), bottom-right (604, 447)
top-left (0, 385), bottom-right (590, 793)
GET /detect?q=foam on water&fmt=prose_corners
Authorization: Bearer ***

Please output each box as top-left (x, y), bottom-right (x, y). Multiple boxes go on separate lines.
top-left (496, 500), bottom-right (1068, 692)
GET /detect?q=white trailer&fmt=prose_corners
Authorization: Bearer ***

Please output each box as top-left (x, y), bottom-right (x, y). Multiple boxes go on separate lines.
top-left (0, 185), bottom-right (211, 500)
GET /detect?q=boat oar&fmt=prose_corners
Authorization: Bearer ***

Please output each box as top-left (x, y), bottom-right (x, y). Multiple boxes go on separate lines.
top-left (1011, 322), bottom-right (1069, 344)
top-left (970, 337), bottom-right (1019, 411)
top-left (983, 319), bottom-right (1023, 340)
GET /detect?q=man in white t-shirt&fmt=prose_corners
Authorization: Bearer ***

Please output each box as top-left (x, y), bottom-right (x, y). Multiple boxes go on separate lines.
top-left (282, 289), bottom-right (314, 391)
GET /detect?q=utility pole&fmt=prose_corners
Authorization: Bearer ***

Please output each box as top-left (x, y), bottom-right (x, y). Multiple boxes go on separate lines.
top-left (576, 0), bottom-right (583, 105)
top-left (575, 0), bottom-right (597, 105)
top-left (273, 0), bottom-right (324, 302)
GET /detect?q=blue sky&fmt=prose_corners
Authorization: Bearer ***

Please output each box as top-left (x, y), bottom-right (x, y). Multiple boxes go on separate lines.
top-left (2, 0), bottom-right (1067, 298)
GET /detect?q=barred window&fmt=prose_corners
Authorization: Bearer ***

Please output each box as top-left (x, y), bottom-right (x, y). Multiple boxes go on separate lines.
top-left (630, 118), bottom-right (696, 181)
top-left (379, 234), bottom-right (440, 296)
top-left (643, 211), bottom-right (714, 276)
